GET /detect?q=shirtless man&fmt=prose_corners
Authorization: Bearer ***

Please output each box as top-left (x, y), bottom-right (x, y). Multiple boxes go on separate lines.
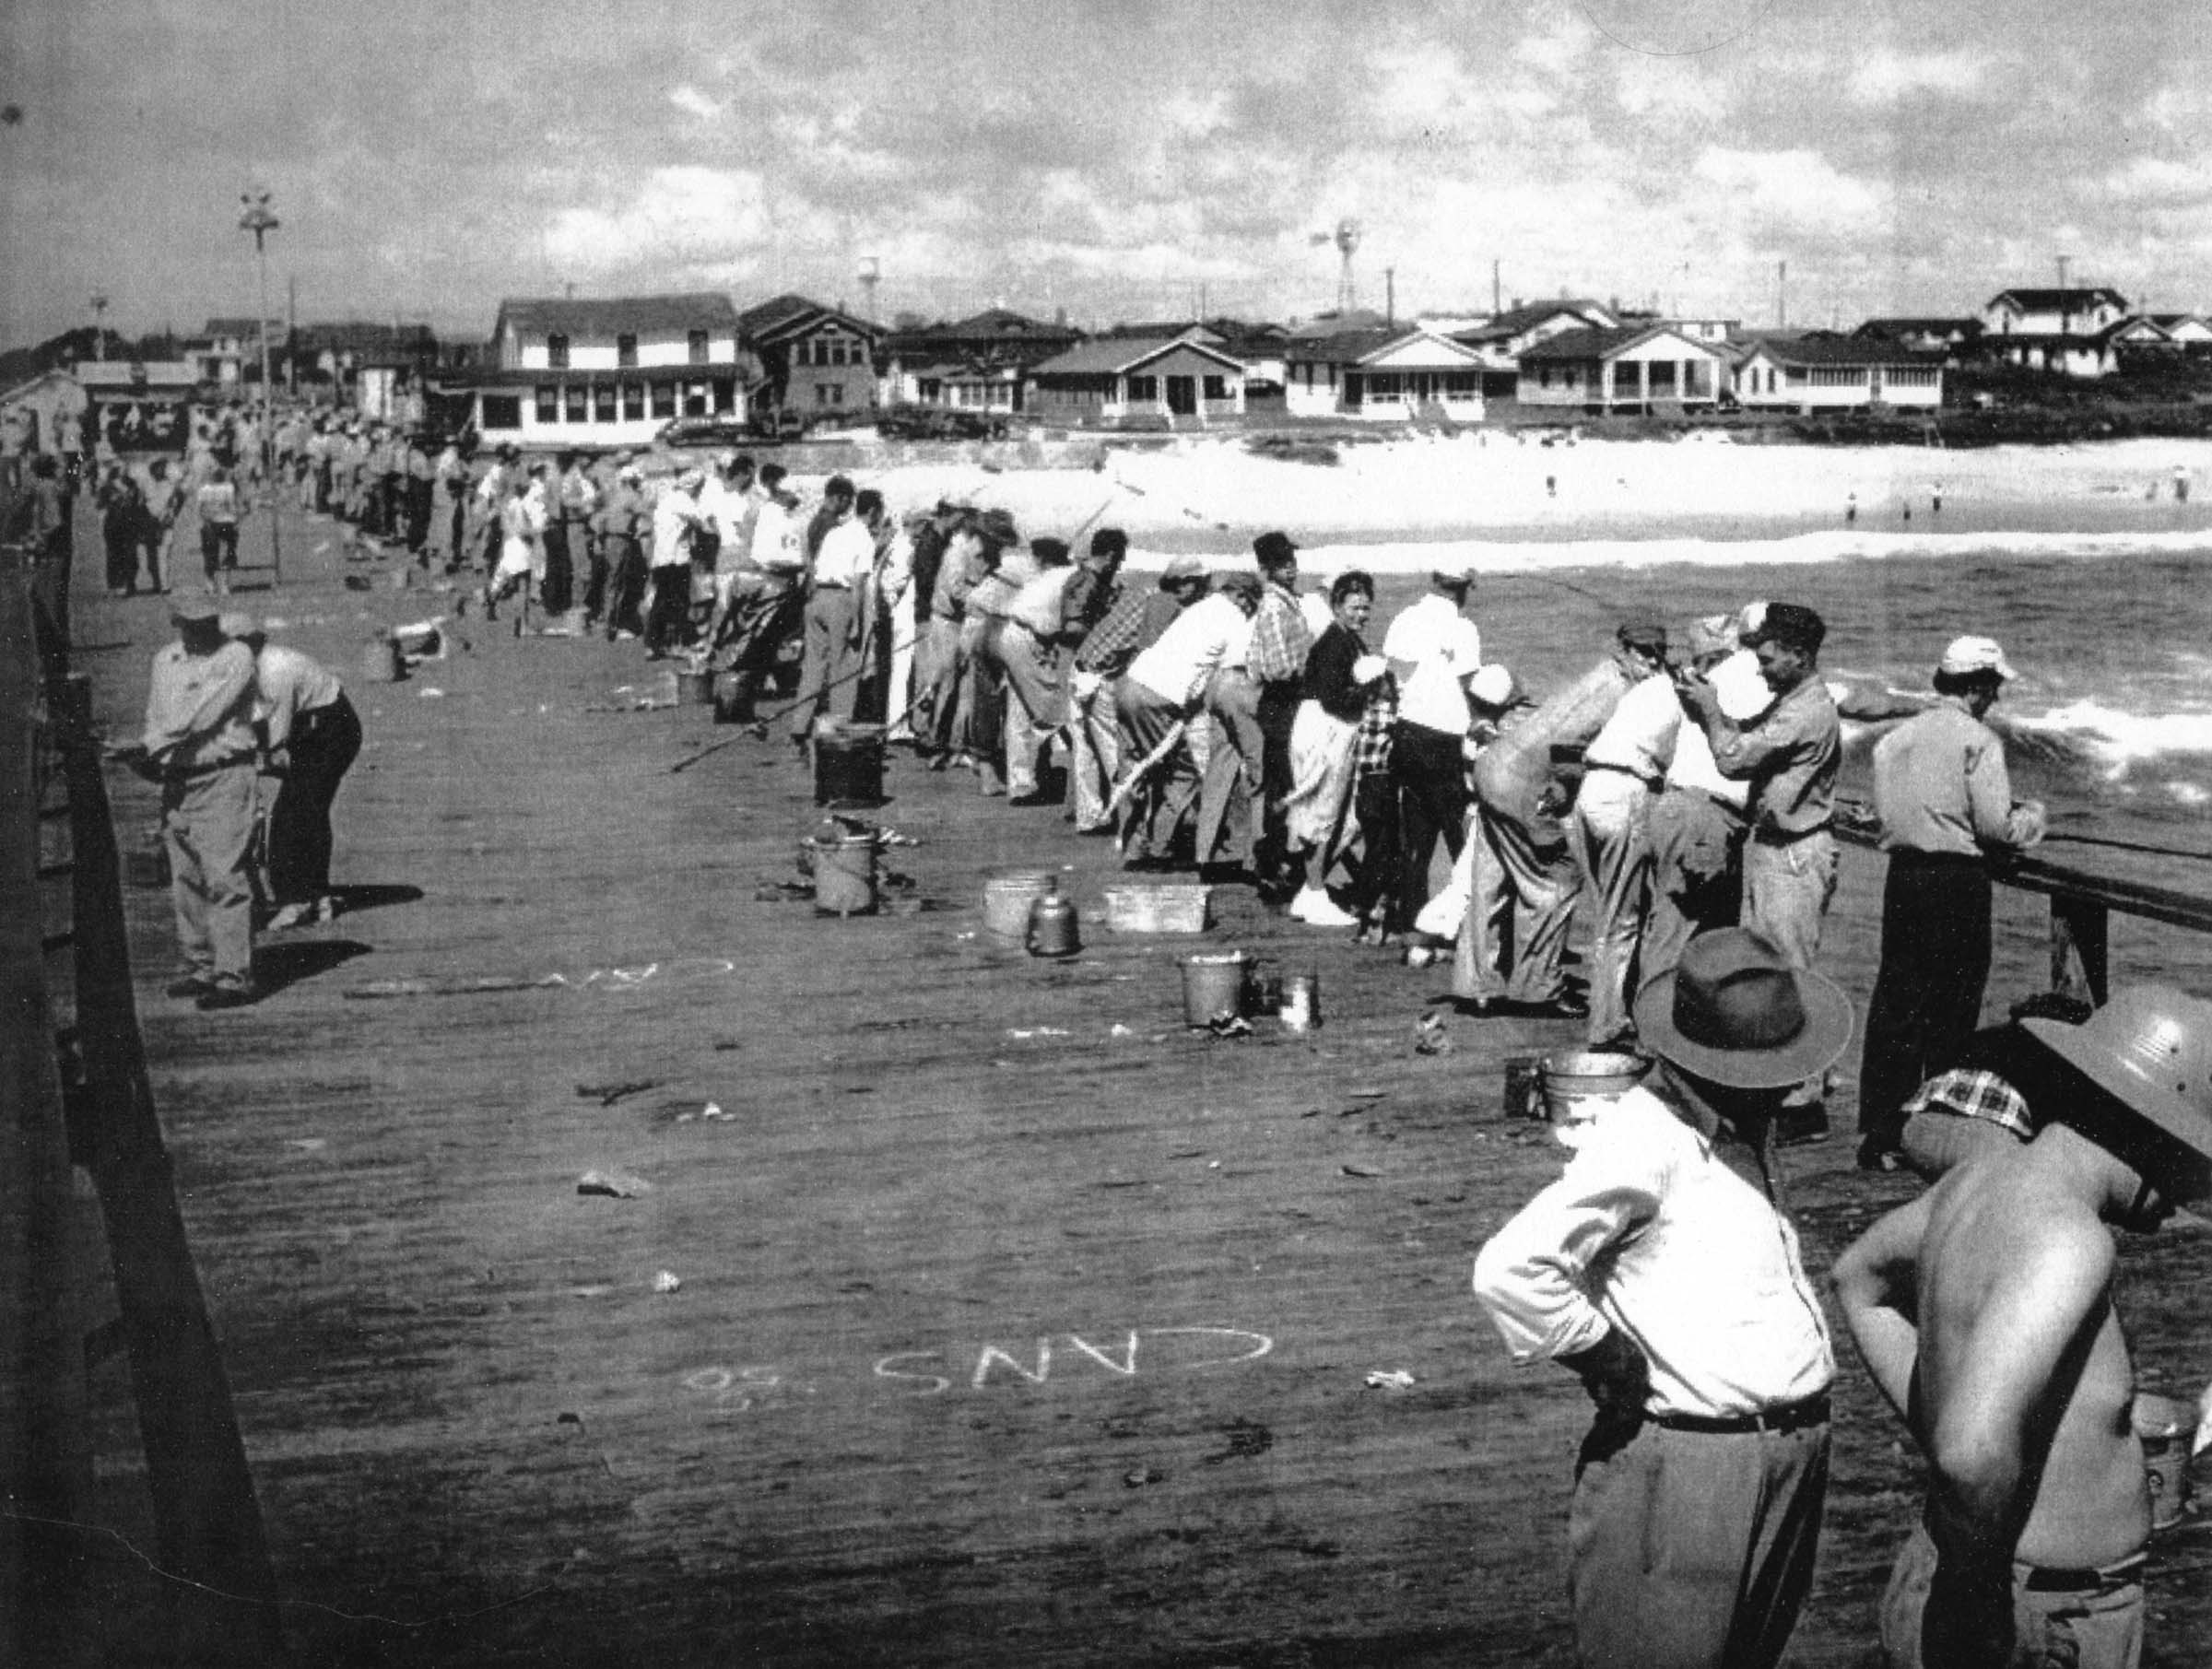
top-left (1832, 984), bottom-right (2212, 1669)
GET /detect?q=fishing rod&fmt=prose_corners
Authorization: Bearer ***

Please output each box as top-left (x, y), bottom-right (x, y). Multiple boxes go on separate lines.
top-left (2040, 830), bottom-right (2212, 864)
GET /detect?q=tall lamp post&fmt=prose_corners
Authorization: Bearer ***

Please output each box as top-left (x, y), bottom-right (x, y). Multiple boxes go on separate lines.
top-left (238, 190), bottom-right (280, 585)
top-left (89, 292), bottom-right (108, 358)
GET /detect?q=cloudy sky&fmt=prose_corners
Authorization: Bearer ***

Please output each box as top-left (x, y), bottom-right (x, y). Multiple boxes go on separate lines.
top-left (6, 0), bottom-right (2212, 349)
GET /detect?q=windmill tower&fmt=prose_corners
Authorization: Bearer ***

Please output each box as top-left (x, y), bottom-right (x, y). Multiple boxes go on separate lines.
top-left (857, 255), bottom-right (881, 324)
top-left (1310, 217), bottom-right (1363, 314)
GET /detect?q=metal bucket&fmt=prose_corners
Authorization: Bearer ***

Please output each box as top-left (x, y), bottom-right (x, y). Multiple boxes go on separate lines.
top-left (2135, 1392), bottom-right (2195, 1531)
top-left (358, 633), bottom-right (404, 684)
top-left (806, 834), bottom-right (878, 918)
top-left (814, 720), bottom-right (887, 807)
top-left (1181, 951), bottom-right (1251, 1028)
top-left (983, 870), bottom-right (1055, 940)
top-left (1540, 1051), bottom-right (1651, 1145)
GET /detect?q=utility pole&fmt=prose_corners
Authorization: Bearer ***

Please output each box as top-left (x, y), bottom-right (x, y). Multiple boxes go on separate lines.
top-left (1384, 266), bottom-right (1395, 327)
top-left (1492, 259), bottom-right (1501, 318)
top-left (2056, 254), bottom-right (2072, 335)
top-left (1776, 261), bottom-right (1787, 329)
top-left (88, 293), bottom-right (108, 358)
top-left (237, 189), bottom-right (280, 586)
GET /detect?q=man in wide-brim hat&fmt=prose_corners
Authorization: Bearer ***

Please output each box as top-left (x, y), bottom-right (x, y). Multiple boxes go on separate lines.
top-left (1835, 982), bottom-right (2212, 1669)
top-left (1475, 926), bottom-right (1853, 1669)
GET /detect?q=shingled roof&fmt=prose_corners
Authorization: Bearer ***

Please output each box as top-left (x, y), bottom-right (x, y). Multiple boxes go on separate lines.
top-left (495, 293), bottom-right (739, 341)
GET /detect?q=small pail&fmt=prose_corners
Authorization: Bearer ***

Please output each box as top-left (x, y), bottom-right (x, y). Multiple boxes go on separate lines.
top-left (358, 633), bottom-right (403, 684)
top-left (1540, 1051), bottom-right (1651, 1146)
top-left (711, 673), bottom-right (747, 724)
top-left (983, 870), bottom-right (1055, 940)
top-left (806, 834), bottom-right (878, 917)
top-left (2135, 1392), bottom-right (2194, 1531)
top-left (676, 668), bottom-right (715, 707)
top-left (1181, 951), bottom-right (1251, 1028)
top-left (1279, 974), bottom-right (1320, 1032)
top-left (814, 720), bottom-right (887, 807)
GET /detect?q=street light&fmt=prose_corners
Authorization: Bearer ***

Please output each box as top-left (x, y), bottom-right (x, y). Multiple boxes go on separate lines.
top-left (239, 189), bottom-right (281, 584)
top-left (89, 292), bottom-right (107, 358)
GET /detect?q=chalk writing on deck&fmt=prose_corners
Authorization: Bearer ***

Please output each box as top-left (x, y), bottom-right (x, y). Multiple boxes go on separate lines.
top-left (876, 1325), bottom-right (1276, 1397)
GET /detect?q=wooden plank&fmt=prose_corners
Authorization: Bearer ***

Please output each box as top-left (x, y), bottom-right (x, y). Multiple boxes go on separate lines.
top-left (0, 564), bottom-right (100, 1668)
top-left (53, 676), bottom-right (283, 1665)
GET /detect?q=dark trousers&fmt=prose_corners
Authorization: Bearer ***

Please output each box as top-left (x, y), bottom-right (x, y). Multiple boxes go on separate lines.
top-left (1255, 683), bottom-right (1300, 884)
top-left (643, 564), bottom-right (692, 655)
top-left (1392, 723), bottom-right (1469, 931)
top-left (541, 521), bottom-right (574, 616)
top-left (1857, 851), bottom-right (1993, 1152)
top-left (604, 540), bottom-right (646, 637)
top-left (405, 478), bottom-right (433, 553)
top-left (580, 535), bottom-right (608, 622)
top-left (268, 695), bottom-right (361, 906)
top-left (1345, 770), bottom-right (1403, 930)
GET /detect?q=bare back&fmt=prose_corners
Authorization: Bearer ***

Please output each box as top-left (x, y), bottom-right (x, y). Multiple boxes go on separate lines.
top-left (1916, 1156), bottom-right (2149, 1568)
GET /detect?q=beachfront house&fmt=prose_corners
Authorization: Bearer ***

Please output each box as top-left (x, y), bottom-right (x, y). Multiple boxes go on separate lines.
top-left (738, 294), bottom-right (883, 425)
top-left (1853, 318), bottom-right (1984, 359)
top-left (1982, 287), bottom-right (2129, 337)
top-left (1515, 324), bottom-right (1730, 416)
top-left (1282, 325), bottom-right (1486, 422)
top-left (2149, 313), bottom-right (2212, 346)
top-left (882, 308), bottom-right (1083, 413)
top-left (1731, 336), bottom-right (1945, 412)
top-left (1451, 299), bottom-right (1621, 361)
top-left (1026, 333), bottom-right (1247, 425)
top-left (190, 316), bottom-right (285, 388)
top-left (439, 293), bottom-right (753, 449)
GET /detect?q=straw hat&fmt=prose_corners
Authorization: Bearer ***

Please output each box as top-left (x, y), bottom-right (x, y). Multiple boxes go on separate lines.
top-left (217, 610), bottom-right (263, 641)
top-left (1632, 927), bottom-right (1853, 1089)
top-left (2021, 984), bottom-right (2212, 1169)
top-left (1938, 635), bottom-right (2018, 681)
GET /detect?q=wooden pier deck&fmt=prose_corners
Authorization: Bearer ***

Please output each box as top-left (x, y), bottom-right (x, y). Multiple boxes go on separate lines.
top-left (50, 501), bottom-right (2212, 1666)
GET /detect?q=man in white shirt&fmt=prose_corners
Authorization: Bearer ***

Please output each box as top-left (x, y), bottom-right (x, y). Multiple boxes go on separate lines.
top-left (220, 614), bottom-right (360, 931)
top-left (1642, 616), bottom-right (1752, 986)
top-left (1382, 566), bottom-right (1483, 924)
top-left (986, 535), bottom-right (1077, 801)
top-left (857, 489), bottom-right (914, 723)
top-left (1117, 573), bottom-right (1261, 867)
top-left (1474, 927), bottom-right (1850, 1669)
top-left (788, 475), bottom-right (875, 745)
top-left (645, 470), bottom-right (707, 659)
top-left (1568, 615), bottom-right (1675, 1048)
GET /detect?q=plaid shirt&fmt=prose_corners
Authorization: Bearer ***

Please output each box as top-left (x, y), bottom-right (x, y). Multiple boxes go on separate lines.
top-left (1900, 1069), bottom-right (2032, 1140)
top-left (1077, 590), bottom-right (1176, 676)
top-left (1245, 583), bottom-right (1313, 686)
top-left (1352, 671), bottom-right (1399, 782)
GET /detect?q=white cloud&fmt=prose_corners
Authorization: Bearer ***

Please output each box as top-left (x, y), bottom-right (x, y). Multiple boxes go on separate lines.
top-left (1848, 51), bottom-right (1986, 104)
top-left (544, 166), bottom-right (770, 273)
top-left (667, 84), bottom-right (722, 121)
top-left (1693, 146), bottom-right (1889, 229)
top-left (2105, 156), bottom-right (2212, 203)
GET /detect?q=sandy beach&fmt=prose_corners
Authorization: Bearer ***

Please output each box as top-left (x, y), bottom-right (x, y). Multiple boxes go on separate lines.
top-left (769, 430), bottom-right (2212, 573)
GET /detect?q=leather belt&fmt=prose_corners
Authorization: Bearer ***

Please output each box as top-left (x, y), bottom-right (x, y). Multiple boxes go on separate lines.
top-left (2019, 1554), bottom-right (2146, 1593)
top-left (1751, 821), bottom-right (1831, 847)
top-left (1649, 1393), bottom-right (1830, 1436)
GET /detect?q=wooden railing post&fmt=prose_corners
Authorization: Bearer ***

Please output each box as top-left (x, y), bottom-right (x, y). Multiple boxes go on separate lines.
top-left (51, 676), bottom-right (284, 1665)
top-left (2050, 896), bottom-right (2111, 1009)
top-left (0, 559), bottom-right (100, 1667)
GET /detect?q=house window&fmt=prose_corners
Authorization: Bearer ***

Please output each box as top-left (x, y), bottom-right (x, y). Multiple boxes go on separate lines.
top-left (564, 384), bottom-right (588, 423)
top-left (651, 381), bottom-right (677, 419)
top-left (1685, 361), bottom-right (1711, 398)
top-left (1127, 375), bottom-right (1158, 403)
top-left (617, 334), bottom-right (638, 368)
top-left (683, 382), bottom-right (709, 417)
top-left (712, 378), bottom-right (735, 414)
top-left (817, 383), bottom-right (843, 406)
top-left (1444, 371), bottom-right (1478, 397)
top-left (1648, 360), bottom-right (1677, 395)
top-left (688, 330), bottom-right (709, 365)
top-left (547, 334), bottom-right (570, 370)
top-left (535, 385), bottom-right (558, 422)
top-left (1537, 366), bottom-right (1553, 390)
top-left (594, 384), bottom-right (617, 423)
top-left (621, 382), bottom-right (644, 420)
top-left (1203, 375), bottom-right (1228, 400)
top-left (481, 394), bottom-right (522, 430)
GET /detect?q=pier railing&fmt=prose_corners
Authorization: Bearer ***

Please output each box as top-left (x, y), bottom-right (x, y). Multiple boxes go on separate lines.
top-left (1832, 803), bottom-right (2212, 1008)
top-left (0, 551), bottom-right (280, 1663)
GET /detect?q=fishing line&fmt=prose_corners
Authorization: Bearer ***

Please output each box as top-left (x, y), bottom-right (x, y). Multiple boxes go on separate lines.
top-left (2039, 830), bottom-right (2212, 864)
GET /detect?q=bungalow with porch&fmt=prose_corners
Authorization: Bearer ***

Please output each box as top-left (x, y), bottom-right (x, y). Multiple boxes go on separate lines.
top-left (1282, 326), bottom-right (1486, 421)
top-left (2150, 313), bottom-right (2212, 346)
top-left (1982, 287), bottom-right (2129, 337)
top-left (437, 293), bottom-right (752, 449)
top-left (1515, 324), bottom-right (1730, 416)
top-left (739, 294), bottom-right (883, 424)
top-left (1731, 335), bottom-right (1944, 411)
top-left (883, 308), bottom-right (1083, 413)
top-left (1026, 334), bottom-right (1247, 425)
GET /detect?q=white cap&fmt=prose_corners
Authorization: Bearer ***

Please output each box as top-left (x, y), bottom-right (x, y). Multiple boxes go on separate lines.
top-left (1939, 635), bottom-right (2018, 681)
top-left (1467, 663), bottom-right (1517, 707)
top-left (1351, 653), bottom-right (1389, 687)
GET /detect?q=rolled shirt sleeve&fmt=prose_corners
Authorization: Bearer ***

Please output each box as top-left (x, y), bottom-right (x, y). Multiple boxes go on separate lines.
top-left (1473, 1129), bottom-right (1664, 1364)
